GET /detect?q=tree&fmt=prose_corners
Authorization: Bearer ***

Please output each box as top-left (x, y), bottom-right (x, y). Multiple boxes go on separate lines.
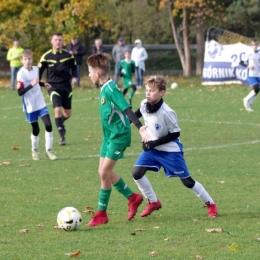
top-left (226, 0), bottom-right (260, 38)
top-left (0, 0), bottom-right (108, 60)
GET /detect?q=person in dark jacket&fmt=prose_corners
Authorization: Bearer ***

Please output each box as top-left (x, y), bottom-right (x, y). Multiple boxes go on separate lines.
top-left (91, 39), bottom-right (108, 55)
top-left (66, 37), bottom-right (86, 88)
top-left (91, 39), bottom-right (108, 88)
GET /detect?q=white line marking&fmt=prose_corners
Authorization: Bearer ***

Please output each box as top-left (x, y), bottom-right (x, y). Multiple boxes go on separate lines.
top-left (1, 97), bottom-right (99, 111)
top-left (2, 139), bottom-right (260, 162)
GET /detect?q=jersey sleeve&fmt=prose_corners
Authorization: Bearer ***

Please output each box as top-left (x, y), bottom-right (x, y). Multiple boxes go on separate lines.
top-left (165, 110), bottom-right (180, 133)
top-left (16, 71), bottom-right (24, 89)
top-left (38, 54), bottom-right (48, 80)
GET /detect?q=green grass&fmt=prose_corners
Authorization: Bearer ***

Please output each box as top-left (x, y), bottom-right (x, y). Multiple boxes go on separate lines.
top-left (1, 76), bottom-right (260, 259)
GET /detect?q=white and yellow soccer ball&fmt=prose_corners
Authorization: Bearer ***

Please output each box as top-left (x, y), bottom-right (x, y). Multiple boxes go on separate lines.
top-left (57, 207), bottom-right (82, 231)
top-left (171, 82), bottom-right (178, 89)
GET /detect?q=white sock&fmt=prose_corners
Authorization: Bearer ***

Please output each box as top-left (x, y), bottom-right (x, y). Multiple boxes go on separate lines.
top-left (45, 131), bottom-right (53, 151)
top-left (31, 134), bottom-right (39, 151)
top-left (190, 181), bottom-right (214, 205)
top-left (244, 90), bottom-right (256, 102)
top-left (249, 95), bottom-right (257, 106)
top-left (134, 176), bottom-right (157, 202)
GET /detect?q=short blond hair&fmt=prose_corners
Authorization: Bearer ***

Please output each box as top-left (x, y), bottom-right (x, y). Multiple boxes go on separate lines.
top-left (87, 53), bottom-right (111, 76)
top-left (145, 75), bottom-right (167, 91)
top-left (21, 49), bottom-right (33, 58)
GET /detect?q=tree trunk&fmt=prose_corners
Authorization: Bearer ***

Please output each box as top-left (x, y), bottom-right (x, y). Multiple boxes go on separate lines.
top-left (182, 6), bottom-right (191, 76)
top-left (167, 1), bottom-right (186, 74)
top-left (195, 4), bottom-right (204, 75)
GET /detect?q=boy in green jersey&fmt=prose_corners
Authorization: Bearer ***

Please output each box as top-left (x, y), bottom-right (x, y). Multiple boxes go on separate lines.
top-left (86, 53), bottom-right (149, 226)
top-left (119, 49), bottom-right (136, 106)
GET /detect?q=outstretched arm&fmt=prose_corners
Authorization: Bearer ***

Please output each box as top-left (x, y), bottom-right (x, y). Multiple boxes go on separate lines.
top-left (124, 107), bottom-right (149, 142)
top-left (142, 132), bottom-right (180, 151)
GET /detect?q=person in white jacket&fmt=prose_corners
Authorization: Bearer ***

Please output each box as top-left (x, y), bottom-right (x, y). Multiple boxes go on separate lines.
top-left (131, 39), bottom-right (148, 89)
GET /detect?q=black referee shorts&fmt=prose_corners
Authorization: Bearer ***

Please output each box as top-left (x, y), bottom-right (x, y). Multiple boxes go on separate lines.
top-left (48, 82), bottom-right (73, 109)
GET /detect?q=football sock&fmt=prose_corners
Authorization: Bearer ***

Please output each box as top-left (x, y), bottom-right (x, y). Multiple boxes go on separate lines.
top-left (55, 117), bottom-right (64, 138)
top-left (134, 176), bottom-right (157, 202)
top-left (45, 131), bottom-right (53, 151)
top-left (245, 90), bottom-right (255, 102)
top-left (98, 188), bottom-right (112, 211)
top-left (249, 95), bottom-right (257, 106)
top-left (31, 134), bottom-right (39, 151)
top-left (190, 181), bottom-right (214, 205)
top-left (129, 88), bottom-right (135, 101)
top-left (113, 177), bottom-right (133, 199)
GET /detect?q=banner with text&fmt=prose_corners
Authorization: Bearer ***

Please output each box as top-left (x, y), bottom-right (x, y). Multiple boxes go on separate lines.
top-left (202, 40), bottom-right (251, 85)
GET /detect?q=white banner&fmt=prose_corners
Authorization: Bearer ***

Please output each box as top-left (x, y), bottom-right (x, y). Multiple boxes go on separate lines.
top-left (202, 40), bottom-right (251, 85)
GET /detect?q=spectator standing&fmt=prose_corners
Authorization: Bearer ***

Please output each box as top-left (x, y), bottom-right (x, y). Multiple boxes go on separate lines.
top-left (6, 40), bottom-right (24, 90)
top-left (112, 38), bottom-right (129, 85)
top-left (66, 36), bottom-right (86, 88)
top-left (91, 39), bottom-right (108, 55)
top-left (91, 39), bottom-right (108, 88)
top-left (131, 39), bottom-right (148, 89)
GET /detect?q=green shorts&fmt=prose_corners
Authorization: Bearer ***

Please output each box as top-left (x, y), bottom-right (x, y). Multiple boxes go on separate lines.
top-left (100, 139), bottom-right (130, 160)
top-left (123, 79), bottom-right (134, 89)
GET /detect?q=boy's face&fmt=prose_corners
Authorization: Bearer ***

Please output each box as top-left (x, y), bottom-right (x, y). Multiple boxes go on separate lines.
top-left (88, 66), bottom-right (100, 84)
top-left (124, 51), bottom-right (130, 59)
top-left (251, 41), bottom-right (258, 52)
top-left (21, 55), bottom-right (33, 70)
top-left (145, 84), bottom-right (165, 105)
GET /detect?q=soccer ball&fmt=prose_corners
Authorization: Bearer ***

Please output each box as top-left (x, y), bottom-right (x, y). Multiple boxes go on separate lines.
top-left (57, 207), bottom-right (82, 231)
top-left (171, 82), bottom-right (178, 89)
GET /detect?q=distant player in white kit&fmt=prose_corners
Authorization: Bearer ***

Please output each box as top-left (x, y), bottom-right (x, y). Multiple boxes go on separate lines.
top-left (131, 75), bottom-right (218, 218)
top-left (17, 49), bottom-right (57, 160)
top-left (240, 38), bottom-right (260, 112)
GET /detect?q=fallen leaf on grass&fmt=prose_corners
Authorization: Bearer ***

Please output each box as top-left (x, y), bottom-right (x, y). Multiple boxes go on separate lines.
top-left (19, 164), bottom-right (30, 167)
top-left (82, 206), bottom-right (95, 217)
top-left (219, 181), bottom-right (225, 184)
top-left (205, 228), bottom-right (223, 233)
top-left (11, 146), bottom-right (21, 150)
top-left (0, 161), bottom-right (11, 165)
top-left (65, 250), bottom-right (81, 257)
top-left (53, 226), bottom-right (61, 229)
top-left (37, 224), bottom-right (45, 228)
top-left (149, 251), bottom-right (158, 256)
top-left (164, 237), bottom-right (171, 241)
top-left (229, 243), bottom-right (238, 251)
top-left (20, 229), bottom-right (29, 233)
top-left (193, 218), bottom-right (198, 222)
top-left (130, 232), bottom-right (136, 236)
top-left (154, 226), bottom-right (160, 229)
top-left (135, 228), bottom-right (146, 231)
top-left (256, 238), bottom-right (260, 241)
top-left (195, 255), bottom-right (204, 259)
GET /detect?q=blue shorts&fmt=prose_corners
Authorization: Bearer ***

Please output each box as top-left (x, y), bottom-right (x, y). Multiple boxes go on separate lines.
top-left (134, 149), bottom-right (190, 179)
top-left (25, 107), bottom-right (49, 123)
top-left (248, 77), bottom-right (260, 87)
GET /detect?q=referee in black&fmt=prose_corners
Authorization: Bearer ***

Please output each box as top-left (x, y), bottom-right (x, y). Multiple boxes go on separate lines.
top-left (39, 32), bottom-right (78, 145)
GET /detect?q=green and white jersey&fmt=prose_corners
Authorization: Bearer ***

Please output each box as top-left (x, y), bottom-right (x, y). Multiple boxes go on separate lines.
top-left (99, 79), bottom-right (131, 145)
top-left (120, 59), bottom-right (135, 89)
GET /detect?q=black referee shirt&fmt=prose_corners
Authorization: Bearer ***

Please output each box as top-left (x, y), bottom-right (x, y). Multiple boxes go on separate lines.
top-left (39, 49), bottom-right (77, 84)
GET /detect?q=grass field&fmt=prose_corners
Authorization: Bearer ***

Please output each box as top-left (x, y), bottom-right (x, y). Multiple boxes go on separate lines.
top-left (1, 75), bottom-right (260, 259)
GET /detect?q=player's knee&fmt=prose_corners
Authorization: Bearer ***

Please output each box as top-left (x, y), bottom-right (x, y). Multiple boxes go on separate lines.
top-left (253, 84), bottom-right (259, 94)
top-left (132, 85), bottom-right (137, 91)
top-left (45, 123), bottom-right (52, 132)
top-left (32, 128), bottom-right (40, 136)
top-left (181, 177), bottom-right (195, 189)
top-left (132, 166), bottom-right (145, 180)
